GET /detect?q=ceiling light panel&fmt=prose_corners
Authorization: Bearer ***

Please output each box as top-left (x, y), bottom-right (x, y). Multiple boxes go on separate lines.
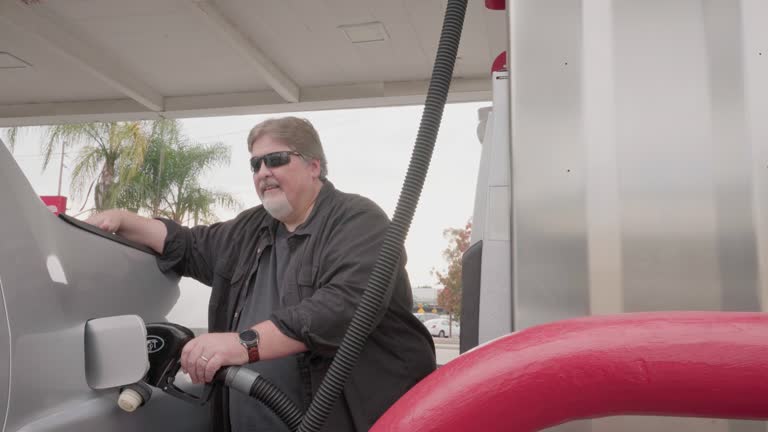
top-left (339, 22), bottom-right (389, 44)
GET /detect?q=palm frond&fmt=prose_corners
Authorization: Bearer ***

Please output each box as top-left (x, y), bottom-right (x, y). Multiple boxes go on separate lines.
top-left (2, 126), bottom-right (29, 152)
top-left (210, 190), bottom-right (243, 212)
top-left (40, 123), bottom-right (96, 170)
top-left (116, 121), bottom-right (150, 184)
top-left (70, 146), bottom-right (104, 199)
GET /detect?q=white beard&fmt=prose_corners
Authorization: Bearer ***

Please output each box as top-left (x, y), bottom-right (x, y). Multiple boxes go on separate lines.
top-left (262, 193), bottom-right (294, 221)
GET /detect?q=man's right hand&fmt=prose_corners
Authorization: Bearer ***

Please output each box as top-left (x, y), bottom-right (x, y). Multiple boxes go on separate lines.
top-left (85, 209), bottom-right (125, 233)
top-left (84, 209), bottom-right (168, 254)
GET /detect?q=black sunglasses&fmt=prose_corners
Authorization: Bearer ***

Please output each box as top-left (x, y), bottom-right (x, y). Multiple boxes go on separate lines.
top-left (250, 151), bottom-right (302, 173)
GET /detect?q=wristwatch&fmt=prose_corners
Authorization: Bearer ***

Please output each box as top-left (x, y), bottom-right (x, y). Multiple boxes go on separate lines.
top-left (238, 329), bottom-right (261, 363)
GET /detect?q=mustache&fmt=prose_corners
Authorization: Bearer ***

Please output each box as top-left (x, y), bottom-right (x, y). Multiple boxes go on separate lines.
top-left (259, 179), bottom-right (280, 193)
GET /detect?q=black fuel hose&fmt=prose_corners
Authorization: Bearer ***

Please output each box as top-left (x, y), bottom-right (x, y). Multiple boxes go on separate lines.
top-left (297, 1), bottom-right (468, 430)
top-left (223, 367), bottom-right (303, 431)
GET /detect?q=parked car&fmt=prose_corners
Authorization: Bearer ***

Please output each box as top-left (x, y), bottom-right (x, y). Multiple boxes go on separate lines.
top-left (424, 318), bottom-right (460, 338)
top-left (413, 312), bottom-right (440, 323)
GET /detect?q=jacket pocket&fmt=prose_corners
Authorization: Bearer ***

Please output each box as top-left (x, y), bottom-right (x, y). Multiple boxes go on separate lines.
top-left (209, 257), bottom-right (244, 331)
top-left (296, 264), bottom-right (319, 300)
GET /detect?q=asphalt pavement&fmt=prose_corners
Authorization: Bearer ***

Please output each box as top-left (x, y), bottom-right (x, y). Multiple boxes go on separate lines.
top-left (433, 336), bottom-right (460, 365)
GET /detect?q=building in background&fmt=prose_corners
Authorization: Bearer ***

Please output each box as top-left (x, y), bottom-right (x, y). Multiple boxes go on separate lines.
top-left (412, 285), bottom-right (442, 314)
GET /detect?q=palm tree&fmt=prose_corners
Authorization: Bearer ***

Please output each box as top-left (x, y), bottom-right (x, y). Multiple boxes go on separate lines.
top-left (116, 119), bottom-right (240, 223)
top-left (5, 122), bottom-right (149, 211)
top-left (6, 120), bottom-right (238, 222)
top-left (69, 122), bottom-right (149, 210)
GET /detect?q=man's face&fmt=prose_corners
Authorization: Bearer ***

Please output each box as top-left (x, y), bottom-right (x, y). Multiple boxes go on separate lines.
top-left (250, 134), bottom-right (320, 222)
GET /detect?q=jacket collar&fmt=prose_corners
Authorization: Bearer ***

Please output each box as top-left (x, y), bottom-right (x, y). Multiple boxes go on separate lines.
top-left (292, 180), bottom-right (334, 236)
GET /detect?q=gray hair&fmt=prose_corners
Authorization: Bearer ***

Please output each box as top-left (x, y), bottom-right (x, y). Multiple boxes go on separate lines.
top-left (247, 116), bottom-right (328, 180)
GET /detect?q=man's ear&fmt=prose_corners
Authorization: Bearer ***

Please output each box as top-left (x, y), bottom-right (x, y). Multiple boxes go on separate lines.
top-left (309, 158), bottom-right (322, 178)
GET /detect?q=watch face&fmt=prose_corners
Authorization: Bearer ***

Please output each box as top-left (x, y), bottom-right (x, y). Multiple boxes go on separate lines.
top-left (239, 329), bottom-right (258, 344)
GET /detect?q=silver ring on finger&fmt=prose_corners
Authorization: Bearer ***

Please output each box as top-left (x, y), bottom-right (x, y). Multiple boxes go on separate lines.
top-left (200, 355), bottom-right (209, 362)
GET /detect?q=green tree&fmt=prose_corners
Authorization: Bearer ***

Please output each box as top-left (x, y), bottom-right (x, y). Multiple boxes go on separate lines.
top-left (5, 122), bottom-right (149, 210)
top-left (117, 119), bottom-right (240, 224)
top-left (434, 220), bottom-right (472, 321)
top-left (6, 120), bottom-right (238, 222)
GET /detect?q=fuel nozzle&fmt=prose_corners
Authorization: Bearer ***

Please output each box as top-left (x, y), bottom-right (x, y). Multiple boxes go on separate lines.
top-left (143, 322), bottom-right (217, 405)
top-left (118, 322), bottom-right (216, 412)
top-left (127, 322), bottom-right (302, 430)
top-left (143, 323), bottom-right (194, 388)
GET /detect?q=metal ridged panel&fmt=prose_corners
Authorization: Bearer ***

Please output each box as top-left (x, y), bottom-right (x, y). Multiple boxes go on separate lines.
top-left (510, 0), bottom-right (590, 332)
top-left (510, 0), bottom-right (767, 430)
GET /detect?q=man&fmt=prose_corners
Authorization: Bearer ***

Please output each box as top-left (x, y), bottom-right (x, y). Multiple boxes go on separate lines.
top-left (87, 117), bottom-right (436, 431)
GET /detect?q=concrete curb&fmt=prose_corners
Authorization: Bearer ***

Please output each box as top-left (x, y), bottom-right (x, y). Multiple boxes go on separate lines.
top-left (434, 343), bottom-right (460, 349)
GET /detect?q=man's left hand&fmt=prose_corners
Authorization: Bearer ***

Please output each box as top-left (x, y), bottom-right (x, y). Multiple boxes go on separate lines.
top-left (180, 332), bottom-right (248, 384)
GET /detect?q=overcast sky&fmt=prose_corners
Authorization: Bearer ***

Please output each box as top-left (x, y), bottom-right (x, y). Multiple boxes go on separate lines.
top-left (4, 102), bottom-right (485, 326)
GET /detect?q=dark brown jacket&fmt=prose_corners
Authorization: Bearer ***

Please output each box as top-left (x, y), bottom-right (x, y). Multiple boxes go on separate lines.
top-left (156, 181), bottom-right (436, 431)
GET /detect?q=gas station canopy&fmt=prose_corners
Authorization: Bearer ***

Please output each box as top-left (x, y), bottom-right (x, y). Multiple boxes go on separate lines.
top-left (0, 0), bottom-right (505, 127)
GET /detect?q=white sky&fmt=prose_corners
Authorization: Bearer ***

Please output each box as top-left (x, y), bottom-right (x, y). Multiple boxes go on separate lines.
top-left (4, 101), bottom-right (485, 292)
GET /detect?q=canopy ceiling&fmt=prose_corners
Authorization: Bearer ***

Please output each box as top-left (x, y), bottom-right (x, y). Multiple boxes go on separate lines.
top-left (0, 0), bottom-right (505, 127)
